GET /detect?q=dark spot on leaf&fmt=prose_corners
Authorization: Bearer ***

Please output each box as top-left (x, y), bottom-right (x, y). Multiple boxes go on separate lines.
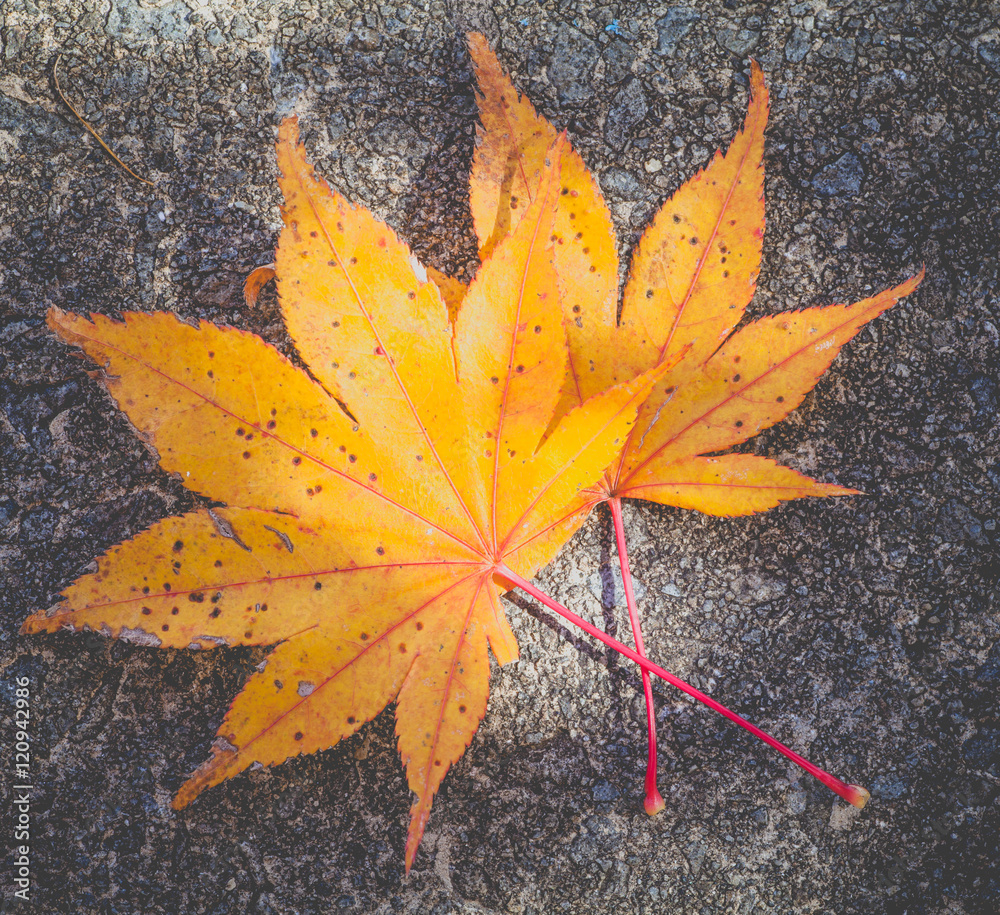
top-left (332, 321), bottom-right (340, 328)
top-left (310, 428), bottom-right (319, 437)
top-left (561, 187), bottom-right (569, 195)
top-left (733, 374), bottom-right (741, 382)
top-left (294, 731), bottom-right (303, 741)
top-left (589, 266), bottom-right (596, 272)
top-left (369, 472), bottom-right (377, 482)
top-left (243, 451), bottom-right (251, 460)
top-left (310, 230), bottom-right (318, 238)
top-left (337, 221), bottom-right (344, 231)
top-left (776, 395), bottom-right (785, 403)
top-left (459, 704), bottom-right (467, 714)
top-left (141, 607), bottom-right (151, 615)
top-left (516, 365), bottom-right (524, 373)
top-left (376, 546), bottom-right (385, 556)
top-left (188, 593), bottom-right (204, 603)
top-left (163, 584), bottom-right (171, 592)
top-left (347, 716), bottom-right (355, 724)
top-left (236, 427), bottom-right (245, 436)
top-left (350, 256), bottom-right (358, 265)
top-left (398, 643), bottom-right (406, 653)
top-left (534, 325), bottom-right (542, 333)
top-left (244, 630), bottom-right (253, 638)
top-left (267, 420), bottom-right (276, 430)
top-left (210, 608), bottom-right (221, 618)
top-left (314, 581), bottom-right (322, 590)
top-left (735, 420), bottom-right (743, 427)
top-left (173, 540), bottom-right (184, 552)
top-left (207, 370), bottom-right (214, 379)
top-left (348, 454), bottom-right (356, 463)
top-left (142, 586), bottom-right (150, 594)
top-left (292, 457), bottom-right (301, 465)
top-left (416, 621), bottom-right (424, 631)
top-left (416, 454), bottom-right (423, 461)
top-left (673, 214), bottom-right (682, 223)
top-left (408, 291), bottom-right (415, 300)
top-left (274, 679), bottom-right (283, 689)
top-left (646, 289), bottom-right (654, 299)
top-left (690, 237), bottom-right (699, 245)
top-left (214, 560), bottom-right (222, 568)
top-left (270, 408), bottom-right (277, 417)
top-left (490, 376), bottom-right (499, 385)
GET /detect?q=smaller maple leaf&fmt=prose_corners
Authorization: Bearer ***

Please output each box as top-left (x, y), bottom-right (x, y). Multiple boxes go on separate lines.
top-left (23, 118), bottom-right (674, 871)
top-left (465, 34), bottom-right (921, 811)
top-left (468, 35), bottom-right (923, 518)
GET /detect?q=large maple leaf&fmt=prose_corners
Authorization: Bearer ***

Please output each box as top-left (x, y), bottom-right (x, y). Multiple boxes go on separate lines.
top-left (22, 119), bottom-right (669, 869)
top-left (466, 34), bottom-right (922, 811)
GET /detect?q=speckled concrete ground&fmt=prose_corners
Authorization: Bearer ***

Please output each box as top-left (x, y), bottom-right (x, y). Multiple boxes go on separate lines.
top-left (1, 2), bottom-right (998, 913)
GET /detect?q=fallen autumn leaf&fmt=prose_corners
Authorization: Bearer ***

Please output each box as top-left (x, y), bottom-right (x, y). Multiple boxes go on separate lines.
top-left (24, 119), bottom-right (670, 871)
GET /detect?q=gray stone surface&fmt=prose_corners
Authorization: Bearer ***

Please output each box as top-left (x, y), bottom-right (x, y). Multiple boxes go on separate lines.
top-left (1, 0), bottom-right (998, 913)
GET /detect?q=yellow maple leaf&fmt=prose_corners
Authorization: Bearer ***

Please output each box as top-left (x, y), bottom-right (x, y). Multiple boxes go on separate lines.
top-left (23, 118), bottom-right (670, 871)
top-left (467, 33), bottom-right (922, 519)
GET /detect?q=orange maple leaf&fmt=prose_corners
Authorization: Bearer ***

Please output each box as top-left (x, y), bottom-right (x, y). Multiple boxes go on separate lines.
top-left (22, 119), bottom-right (670, 870)
top-left (468, 33), bottom-right (923, 517)
top-left (466, 34), bottom-right (922, 811)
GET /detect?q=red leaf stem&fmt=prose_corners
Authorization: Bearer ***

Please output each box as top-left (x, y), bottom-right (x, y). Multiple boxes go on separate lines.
top-left (608, 497), bottom-right (664, 815)
top-left (500, 564), bottom-right (870, 810)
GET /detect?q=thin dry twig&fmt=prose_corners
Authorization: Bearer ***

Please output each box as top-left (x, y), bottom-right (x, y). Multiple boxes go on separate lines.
top-left (52, 52), bottom-right (156, 188)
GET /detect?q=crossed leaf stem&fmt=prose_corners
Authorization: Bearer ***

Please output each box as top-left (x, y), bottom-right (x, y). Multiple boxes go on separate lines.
top-left (608, 497), bottom-right (665, 816)
top-left (497, 564), bottom-right (870, 811)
